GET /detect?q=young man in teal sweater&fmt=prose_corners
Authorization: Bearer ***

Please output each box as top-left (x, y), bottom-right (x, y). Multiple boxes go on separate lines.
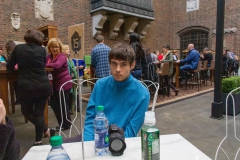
top-left (83, 43), bottom-right (150, 141)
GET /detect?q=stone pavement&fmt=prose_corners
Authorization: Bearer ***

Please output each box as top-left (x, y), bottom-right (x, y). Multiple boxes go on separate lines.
top-left (7, 84), bottom-right (240, 160)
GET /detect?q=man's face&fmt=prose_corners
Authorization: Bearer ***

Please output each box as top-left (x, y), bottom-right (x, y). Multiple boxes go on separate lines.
top-left (110, 59), bottom-right (135, 82)
top-left (203, 50), bottom-right (207, 54)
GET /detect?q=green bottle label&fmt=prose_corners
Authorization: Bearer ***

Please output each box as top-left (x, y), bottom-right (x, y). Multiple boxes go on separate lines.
top-left (141, 127), bottom-right (160, 160)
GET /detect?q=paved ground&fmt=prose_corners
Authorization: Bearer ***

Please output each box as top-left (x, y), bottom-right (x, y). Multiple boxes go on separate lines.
top-left (7, 83), bottom-right (240, 160)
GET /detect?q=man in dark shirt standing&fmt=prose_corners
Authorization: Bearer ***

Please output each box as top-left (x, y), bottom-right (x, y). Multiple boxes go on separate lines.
top-left (91, 35), bottom-right (111, 78)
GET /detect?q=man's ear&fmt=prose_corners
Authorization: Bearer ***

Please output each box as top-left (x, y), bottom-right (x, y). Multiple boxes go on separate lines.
top-left (130, 61), bottom-right (136, 70)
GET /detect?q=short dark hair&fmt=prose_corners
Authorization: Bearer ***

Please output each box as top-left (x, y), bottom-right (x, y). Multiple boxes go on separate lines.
top-left (95, 35), bottom-right (104, 43)
top-left (24, 29), bottom-right (44, 46)
top-left (163, 44), bottom-right (170, 50)
top-left (109, 43), bottom-right (135, 65)
top-left (0, 46), bottom-right (2, 50)
top-left (5, 41), bottom-right (16, 53)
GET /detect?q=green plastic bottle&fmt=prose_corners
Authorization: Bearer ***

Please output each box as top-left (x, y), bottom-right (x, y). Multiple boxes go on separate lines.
top-left (141, 111), bottom-right (160, 160)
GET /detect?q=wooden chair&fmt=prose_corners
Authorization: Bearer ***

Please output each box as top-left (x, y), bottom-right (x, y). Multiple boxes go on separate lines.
top-left (186, 61), bottom-right (202, 91)
top-left (201, 60), bottom-right (208, 87)
top-left (208, 60), bottom-right (215, 86)
top-left (157, 62), bottom-right (170, 98)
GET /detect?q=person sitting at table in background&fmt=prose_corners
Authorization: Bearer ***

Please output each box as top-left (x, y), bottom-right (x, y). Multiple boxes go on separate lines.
top-left (152, 50), bottom-right (160, 63)
top-left (0, 99), bottom-right (20, 160)
top-left (62, 45), bottom-right (77, 115)
top-left (91, 35), bottom-right (111, 78)
top-left (129, 32), bottom-right (147, 80)
top-left (202, 47), bottom-right (213, 67)
top-left (5, 40), bottom-right (16, 61)
top-left (176, 44), bottom-right (200, 84)
top-left (46, 38), bottom-right (72, 131)
top-left (63, 43), bottom-right (150, 143)
top-left (160, 44), bottom-right (179, 96)
top-left (6, 29), bottom-right (53, 146)
top-left (0, 46), bottom-right (7, 62)
top-left (5, 41), bottom-right (20, 105)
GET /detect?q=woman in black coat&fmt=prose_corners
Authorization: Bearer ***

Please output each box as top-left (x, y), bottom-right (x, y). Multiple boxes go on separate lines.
top-left (6, 29), bottom-right (52, 145)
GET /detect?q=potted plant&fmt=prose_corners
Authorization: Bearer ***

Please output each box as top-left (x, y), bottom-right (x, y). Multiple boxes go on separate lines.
top-left (222, 76), bottom-right (240, 115)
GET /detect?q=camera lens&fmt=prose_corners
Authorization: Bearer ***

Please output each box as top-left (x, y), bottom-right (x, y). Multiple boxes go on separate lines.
top-left (111, 139), bottom-right (123, 151)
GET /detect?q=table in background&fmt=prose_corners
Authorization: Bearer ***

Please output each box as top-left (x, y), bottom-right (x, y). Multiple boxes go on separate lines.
top-left (154, 62), bottom-right (180, 89)
top-left (22, 134), bottom-right (211, 160)
top-left (174, 62), bottom-right (180, 88)
top-left (0, 67), bottom-right (53, 125)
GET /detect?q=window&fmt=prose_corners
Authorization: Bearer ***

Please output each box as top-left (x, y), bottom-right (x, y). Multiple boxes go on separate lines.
top-left (180, 31), bottom-right (208, 58)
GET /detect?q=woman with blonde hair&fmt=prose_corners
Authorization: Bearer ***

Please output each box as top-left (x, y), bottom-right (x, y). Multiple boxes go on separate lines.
top-left (62, 44), bottom-right (77, 115)
top-left (46, 38), bottom-right (72, 131)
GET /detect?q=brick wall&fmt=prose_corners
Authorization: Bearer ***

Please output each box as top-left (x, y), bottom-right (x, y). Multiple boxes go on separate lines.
top-left (0, 0), bottom-right (240, 55)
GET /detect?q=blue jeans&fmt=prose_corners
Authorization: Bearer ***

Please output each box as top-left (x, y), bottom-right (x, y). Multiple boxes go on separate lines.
top-left (131, 70), bottom-right (142, 80)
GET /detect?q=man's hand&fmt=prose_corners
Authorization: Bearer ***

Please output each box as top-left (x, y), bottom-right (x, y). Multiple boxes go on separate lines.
top-left (176, 60), bottom-right (180, 63)
top-left (0, 99), bottom-right (6, 125)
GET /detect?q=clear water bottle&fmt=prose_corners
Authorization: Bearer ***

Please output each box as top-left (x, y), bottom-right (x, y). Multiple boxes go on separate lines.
top-left (94, 105), bottom-right (109, 156)
top-left (46, 136), bottom-right (71, 160)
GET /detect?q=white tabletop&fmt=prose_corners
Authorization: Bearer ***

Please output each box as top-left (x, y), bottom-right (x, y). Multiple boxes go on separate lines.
top-left (22, 134), bottom-right (211, 160)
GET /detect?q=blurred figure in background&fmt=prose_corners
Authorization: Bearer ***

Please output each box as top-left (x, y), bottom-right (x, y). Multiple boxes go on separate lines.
top-left (0, 46), bottom-right (6, 62)
top-left (62, 45), bottom-right (77, 115)
top-left (91, 35), bottom-right (111, 78)
top-left (152, 50), bottom-right (159, 63)
top-left (46, 38), bottom-right (72, 131)
top-left (5, 41), bottom-right (20, 105)
top-left (129, 32), bottom-right (147, 80)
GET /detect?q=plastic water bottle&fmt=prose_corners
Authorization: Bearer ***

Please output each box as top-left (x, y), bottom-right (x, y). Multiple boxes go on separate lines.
top-left (94, 105), bottom-right (109, 156)
top-left (141, 111), bottom-right (160, 160)
top-left (46, 135), bottom-right (71, 160)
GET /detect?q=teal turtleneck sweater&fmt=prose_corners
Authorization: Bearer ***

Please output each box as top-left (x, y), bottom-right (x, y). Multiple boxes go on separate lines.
top-left (83, 75), bottom-right (150, 141)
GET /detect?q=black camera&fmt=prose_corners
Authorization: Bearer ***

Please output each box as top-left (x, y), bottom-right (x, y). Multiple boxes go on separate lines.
top-left (108, 124), bottom-right (126, 156)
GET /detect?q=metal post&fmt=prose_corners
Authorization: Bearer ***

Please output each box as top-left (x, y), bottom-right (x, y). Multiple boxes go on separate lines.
top-left (211, 0), bottom-right (225, 119)
top-left (76, 60), bottom-right (85, 160)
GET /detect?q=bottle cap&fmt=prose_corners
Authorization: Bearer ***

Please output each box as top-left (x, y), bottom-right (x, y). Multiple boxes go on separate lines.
top-left (50, 135), bottom-right (63, 146)
top-left (97, 105), bottom-right (104, 111)
top-left (144, 111), bottom-right (156, 124)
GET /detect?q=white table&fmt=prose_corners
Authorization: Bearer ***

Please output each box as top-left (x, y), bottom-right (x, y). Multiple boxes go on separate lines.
top-left (23, 134), bottom-right (211, 160)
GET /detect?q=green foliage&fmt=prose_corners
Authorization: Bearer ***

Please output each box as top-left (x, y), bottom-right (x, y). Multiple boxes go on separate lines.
top-left (222, 76), bottom-right (240, 93)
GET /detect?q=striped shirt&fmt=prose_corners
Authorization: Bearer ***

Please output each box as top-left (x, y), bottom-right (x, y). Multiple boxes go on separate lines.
top-left (91, 43), bottom-right (111, 78)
